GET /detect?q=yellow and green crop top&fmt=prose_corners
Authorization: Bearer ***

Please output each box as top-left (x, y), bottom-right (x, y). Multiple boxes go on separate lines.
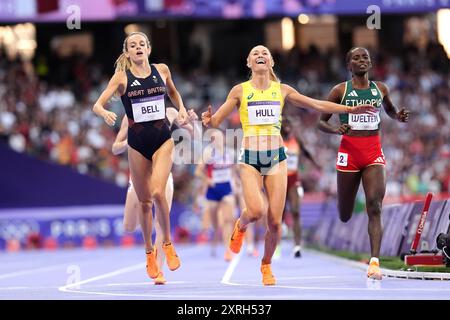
top-left (239, 80), bottom-right (284, 137)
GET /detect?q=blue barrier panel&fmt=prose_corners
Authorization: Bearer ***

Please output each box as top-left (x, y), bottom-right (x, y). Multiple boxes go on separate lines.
top-left (0, 143), bottom-right (126, 208)
top-left (0, 202), bottom-right (190, 250)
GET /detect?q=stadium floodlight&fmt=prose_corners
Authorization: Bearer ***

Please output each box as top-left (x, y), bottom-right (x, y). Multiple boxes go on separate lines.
top-left (124, 24), bottom-right (141, 35)
top-left (297, 14), bottom-right (309, 24)
top-left (0, 23), bottom-right (36, 61)
top-left (281, 17), bottom-right (295, 51)
top-left (437, 9), bottom-right (450, 58)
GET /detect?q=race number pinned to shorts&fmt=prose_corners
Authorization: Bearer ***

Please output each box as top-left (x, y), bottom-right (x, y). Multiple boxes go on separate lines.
top-left (247, 101), bottom-right (280, 125)
top-left (337, 152), bottom-right (348, 167)
top-left (212, 168), bottom-right (232, 184)
top-left (131, 94), bottom-right (166, 123)
top-left (238, 148), bottom-right (245, 162)
top-left (286, 153), bottom-right (299, 171)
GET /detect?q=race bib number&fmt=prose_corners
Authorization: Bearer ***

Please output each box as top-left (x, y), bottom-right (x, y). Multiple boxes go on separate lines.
top-left (212, 168), bottom-right (232, 183)
top-left (131, 94), bottom-right (165, 123)
top-left (348, 111), bottom-right (380, 130)
top-left (238, 148), bottom-right (245, 162)
top-left (248, 101), bottom-right (280, 125)
top-left (286, 153), bottom-right (298, 171)
top-left (337, 152), bottom-right (348, 167)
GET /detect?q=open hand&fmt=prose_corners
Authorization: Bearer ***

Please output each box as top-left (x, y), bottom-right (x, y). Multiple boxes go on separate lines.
top-left (336, 124), bottom-right (351, 135)
top-left (349, 104), bottom-right (377, 114)
top-left (187, 109), bottom-right (199, 122)
top-left (177, 108), bottom-right (189, 125)
top-left (396, 108), bottom-right (410, 122)
top-left (102, 110), bottom-right (117, 126)
top-left (201, 105), bottom-right (213, 127)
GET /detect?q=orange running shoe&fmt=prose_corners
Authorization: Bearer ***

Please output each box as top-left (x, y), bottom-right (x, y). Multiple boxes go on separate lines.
top-left (224, 248), bottom-right (233, 262)
top-left (163, 242), bottom-right (181, 271)
top-left (229, 219), bottom-right (246, 254)
top-left (146, 250), bottom-right (159, 279)
top-left (367, 260), bottom-right (382, 280)
top-left (154, 271), bottom-right (167, 285)
top-left (260, 264), bottom-right (276, 286)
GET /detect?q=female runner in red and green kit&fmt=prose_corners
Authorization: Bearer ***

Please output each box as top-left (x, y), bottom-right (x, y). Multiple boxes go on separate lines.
top-left (318, 47), bottom-right (409, 280)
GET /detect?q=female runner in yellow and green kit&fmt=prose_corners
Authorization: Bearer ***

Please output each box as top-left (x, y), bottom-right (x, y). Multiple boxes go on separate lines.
top-left (202, 45), bottom-right (375, 286)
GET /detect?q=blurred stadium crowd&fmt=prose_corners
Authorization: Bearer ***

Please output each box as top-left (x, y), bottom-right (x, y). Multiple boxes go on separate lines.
top-left (0, 42), bottom-right (449, 203)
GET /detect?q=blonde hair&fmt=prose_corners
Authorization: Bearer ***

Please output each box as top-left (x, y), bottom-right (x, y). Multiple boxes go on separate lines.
top-left (248, 46), bottom-right (280, 83)
top-left (268, 65), bottom-right (279, 82)
top-left (114, 31), bottom-right (151, 73)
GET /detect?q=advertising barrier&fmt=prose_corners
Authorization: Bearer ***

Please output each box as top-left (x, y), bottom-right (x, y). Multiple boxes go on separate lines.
top-left (312, 197), bottom-right (450, 257)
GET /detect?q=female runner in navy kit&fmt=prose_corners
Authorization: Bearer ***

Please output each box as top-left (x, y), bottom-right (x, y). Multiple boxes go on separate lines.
top-left (112, 108), bottom-right (198, 284)
top-left (93, 32), bottom-right (188, 279)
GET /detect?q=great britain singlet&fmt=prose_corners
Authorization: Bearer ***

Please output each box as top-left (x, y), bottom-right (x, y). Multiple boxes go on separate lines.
top-left (121, 65), bottom-right (172, 160)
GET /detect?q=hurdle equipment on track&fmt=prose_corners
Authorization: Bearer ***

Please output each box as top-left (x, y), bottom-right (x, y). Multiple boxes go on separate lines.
top-left (402, 192), bottom-right (446, 267)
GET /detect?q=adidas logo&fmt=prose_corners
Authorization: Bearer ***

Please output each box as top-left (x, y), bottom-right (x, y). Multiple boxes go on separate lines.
top-left (130, 79), bottom-right (141, 87)
top-left (373, 156), bottom-right (384, 163)
top-left (347, 90), bottom-right (358, 97)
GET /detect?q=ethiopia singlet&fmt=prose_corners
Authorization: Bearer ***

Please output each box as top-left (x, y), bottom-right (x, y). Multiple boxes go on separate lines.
top-left (239, 80), bottom-right (284, 137)
top-left (339, 80), bottom-right (383, 131)
top-left (336, 80), bottom-right (386, 171)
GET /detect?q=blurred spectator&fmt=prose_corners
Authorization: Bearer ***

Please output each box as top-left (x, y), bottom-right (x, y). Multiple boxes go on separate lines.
top-left (0, 39), bottom-right (448, 203)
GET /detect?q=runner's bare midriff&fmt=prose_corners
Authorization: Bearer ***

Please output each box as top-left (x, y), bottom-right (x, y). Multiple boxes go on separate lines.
top-left (345, 128), bottom-right (379, 137)
top-left (243, 135), bottom-right (283, 151)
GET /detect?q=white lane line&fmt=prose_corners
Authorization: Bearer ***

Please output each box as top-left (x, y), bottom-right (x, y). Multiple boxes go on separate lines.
top-left (59, 245), bottom-right (203, 296)
top-left (222, 280), bottom-right (450, 291)
top-left (58, 263), bottom-right (144, 292)
top-left (0, 286), bottom-right (60, 291)
top-left (53, 290), bottom-right (296, 299)
top-left (220, 250), bottom-right (242, 284)
top-left (106, 281), bottom-right (186, 286)
top-left (0, 263), bottom-right (69, 280)
top-left (276, 276), bottom-right (336, 280)
top-left (307, 249), bottom-right (450, 281)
